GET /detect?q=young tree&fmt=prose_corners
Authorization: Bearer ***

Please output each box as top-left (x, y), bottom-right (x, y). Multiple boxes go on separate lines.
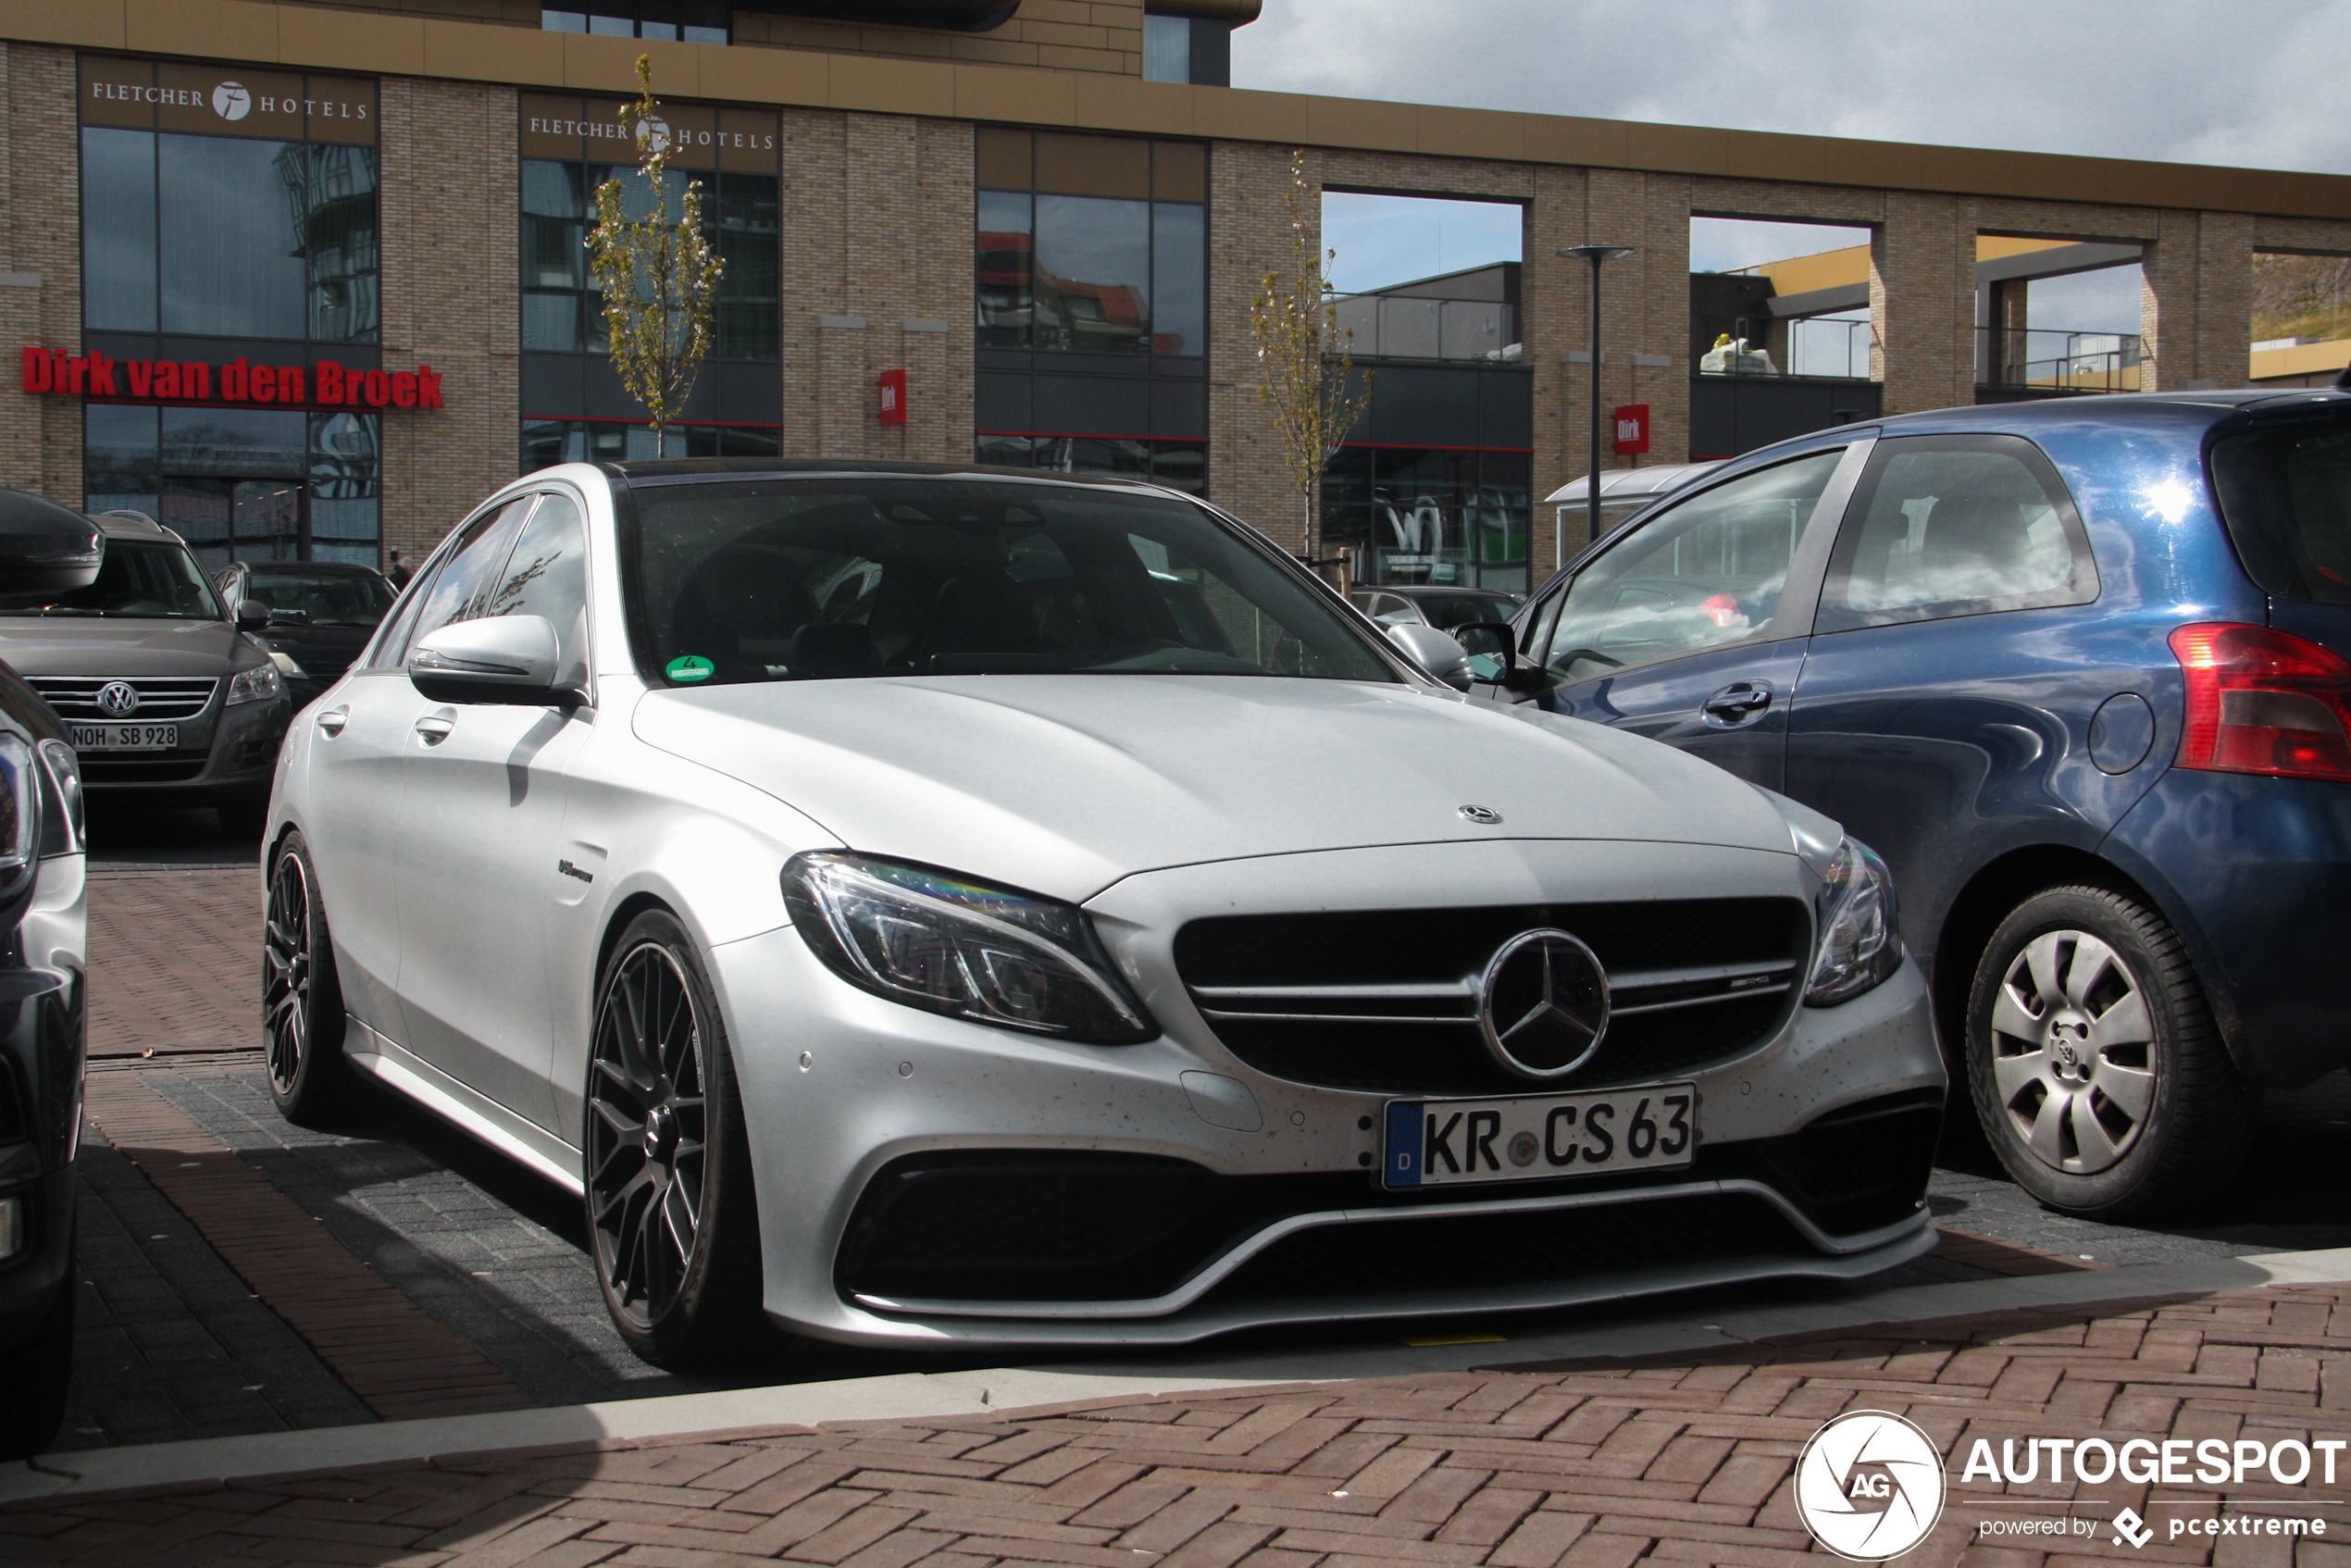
top-left (583, 56), bottom-right (725, 444)
top-left (1248, 150), bottom-right (1371, 571)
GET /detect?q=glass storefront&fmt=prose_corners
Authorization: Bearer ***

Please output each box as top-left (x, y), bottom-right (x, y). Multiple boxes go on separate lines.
top-left (1322, 446), bottom-right (1532, 592)
top-left (523, 418), bottom-right (782, 469)
top-left (77, 56), bottom-right (383, 563)
top-left (976, 434), bottom-right (1206, 494)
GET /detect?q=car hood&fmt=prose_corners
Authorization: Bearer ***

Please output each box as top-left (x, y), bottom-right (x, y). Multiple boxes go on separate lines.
top-left (0, 616), bottom-right (249, 676)
top-left (634, 675), bottom-right (1800, 902)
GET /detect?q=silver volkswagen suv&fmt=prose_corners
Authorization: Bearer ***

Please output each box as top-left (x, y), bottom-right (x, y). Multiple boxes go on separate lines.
top-left (0, 512), bottom-right (291, 832)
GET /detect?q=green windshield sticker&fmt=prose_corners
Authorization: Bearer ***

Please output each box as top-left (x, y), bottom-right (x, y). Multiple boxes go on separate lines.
top-left (665, 654), bottom-right (715, 684)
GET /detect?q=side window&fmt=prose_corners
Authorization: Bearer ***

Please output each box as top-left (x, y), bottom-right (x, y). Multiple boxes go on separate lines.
top-left (1539, 449), bottom-right (1843, 685)
top-left (374, 496), bottom-right (532, 668)
top-left (1817, 435), bottom-right (2096, 632)
top-left (487, 491), bottom-right (590, 683)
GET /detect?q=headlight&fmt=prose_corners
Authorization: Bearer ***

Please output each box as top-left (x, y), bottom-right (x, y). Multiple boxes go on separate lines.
top-left (0, 733), bottom-right (36, 874)
top-left (1805, 836), bottom-right (1902, 1006)
top-left (267, 650), bottom-right (307, 678)
top-left (782, 852), bottom-right (1156, 1043)
top-left (36, 739), bottom-right (81, 854)
top-left (226, 662), bottom-right (283, 705)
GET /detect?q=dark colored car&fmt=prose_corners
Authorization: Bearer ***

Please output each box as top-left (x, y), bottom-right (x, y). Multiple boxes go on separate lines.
top-left (0, 490), bottom-right (97, 1460)
top-left (213, 560), bottom-right (399, 708)
top-left (1469, 389), bottom-right (2351, 1220)
top-left (1350, 584), bottom-right (1524, 633)
top-left (0, 514), bottom-right (292, 834)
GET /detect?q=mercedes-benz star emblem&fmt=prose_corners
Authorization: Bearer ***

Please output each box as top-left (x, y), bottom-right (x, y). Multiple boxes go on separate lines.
top-left (1477, 928), bottom-right (1611, 1079)
top-left (1458, 804), bottom-right (1503, 826)
top-left (95, 681), bottom-right (140, 718)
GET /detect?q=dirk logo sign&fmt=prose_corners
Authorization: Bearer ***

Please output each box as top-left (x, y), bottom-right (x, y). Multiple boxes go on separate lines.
top-left (1612, 404), bottom-right (1650, 454)
top-left (877, 367), bottom-right (907, 426)
top-left (1794, 1411), bottom-right (1946, 1561)
top-left (20, 348), bottom-right (445, 412)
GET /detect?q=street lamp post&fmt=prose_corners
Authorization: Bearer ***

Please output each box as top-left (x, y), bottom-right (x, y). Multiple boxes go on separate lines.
top-left (1558, 244), bottom-right (1637, 568)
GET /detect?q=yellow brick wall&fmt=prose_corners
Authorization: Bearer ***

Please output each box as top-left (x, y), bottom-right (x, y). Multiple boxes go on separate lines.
top-left (1, 44), bottom-right (83, 504)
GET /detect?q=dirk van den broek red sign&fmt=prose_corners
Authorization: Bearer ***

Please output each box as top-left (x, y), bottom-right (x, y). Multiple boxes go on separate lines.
top-left (19, 348), bottom-right (445, 410)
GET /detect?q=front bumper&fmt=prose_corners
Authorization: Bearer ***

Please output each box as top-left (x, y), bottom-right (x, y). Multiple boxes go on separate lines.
top-left (710, 839), bottom-right (1945, 1349)
top-left (78, 694), bottom-right (290, 805)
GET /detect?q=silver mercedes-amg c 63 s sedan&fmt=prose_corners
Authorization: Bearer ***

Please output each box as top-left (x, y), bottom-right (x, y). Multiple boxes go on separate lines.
top-left (263, 460), bottom-right (1945, 1368)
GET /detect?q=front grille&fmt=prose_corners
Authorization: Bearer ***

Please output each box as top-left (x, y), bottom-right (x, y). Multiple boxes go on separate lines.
top-left (78, 756), bottom-right (207, 784)
top-left (30, 677), bottom-right (218, 721)
top-left (1174, 900), bottom-right (1810, 1095)
top-left (1205, 1192), bottom-right (1805, 1304)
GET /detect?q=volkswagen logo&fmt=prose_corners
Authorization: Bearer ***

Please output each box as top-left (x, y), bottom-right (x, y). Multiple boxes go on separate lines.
top-left (1458, 804), bottom-right (1503, 826)
top-left (1477, 928), bottom-right (1610, 1079)
top-left (95, 681), bottom-right (140, 718)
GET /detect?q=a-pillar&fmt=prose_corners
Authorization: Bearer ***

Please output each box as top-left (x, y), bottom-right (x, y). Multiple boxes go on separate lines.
top-left (2142, 210), bottom-right (2255, 391)
top-left (1872, 193), bottom-right (1976, 416)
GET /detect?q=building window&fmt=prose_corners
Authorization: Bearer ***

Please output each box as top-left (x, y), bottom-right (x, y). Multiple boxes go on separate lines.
top-left (976, 434), bottom-right (1206, 494)
top-left (524, 419), bottom-right (781, 470)
top-left (1139, 15), bottom-right (1232, 86)
top-left (1322, 447), bottom-right (1532, 593)
top-left (87, 404), bottom-right (382, 569)
top-left (78, 56), bottom-right (383, 564)
top-left (541, 5), bottom-right (728, 44)
top-left (976, 130), bottom-right (1210, 491)
top-left (520, 96), bottom-right (781, 450)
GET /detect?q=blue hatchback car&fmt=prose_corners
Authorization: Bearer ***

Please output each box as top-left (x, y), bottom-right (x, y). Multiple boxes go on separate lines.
top-left (1470, 389), bottom-right (2351, 1220)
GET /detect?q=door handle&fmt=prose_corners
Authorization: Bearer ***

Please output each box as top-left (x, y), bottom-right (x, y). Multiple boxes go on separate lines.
top-left (413, 714), bottom-right (455, 745)
top-left (1702, 680), bottom-right (1774, 727)
top-left (316, 704), bottom-right (349, 738)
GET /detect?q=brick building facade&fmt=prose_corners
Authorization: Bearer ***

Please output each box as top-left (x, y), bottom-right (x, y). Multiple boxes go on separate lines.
top-left (5, 0), bottom-right (2351, 579)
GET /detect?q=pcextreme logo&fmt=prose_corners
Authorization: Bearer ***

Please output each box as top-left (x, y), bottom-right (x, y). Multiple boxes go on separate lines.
top-left (1795, 1412), bottom-right (1947, 1561)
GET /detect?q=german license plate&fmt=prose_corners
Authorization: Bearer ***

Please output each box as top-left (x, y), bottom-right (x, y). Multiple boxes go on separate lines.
top-left (1383, 1083), bottom-right (1697, 1189)
top-left (70, 723), bottom-right (178, 751)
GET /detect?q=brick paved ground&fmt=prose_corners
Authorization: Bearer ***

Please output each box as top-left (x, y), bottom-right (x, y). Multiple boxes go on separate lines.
top-left (87, 868), bottom-right (260, 1061)
top-left (8, 1283), bottom-right (2351, 1567)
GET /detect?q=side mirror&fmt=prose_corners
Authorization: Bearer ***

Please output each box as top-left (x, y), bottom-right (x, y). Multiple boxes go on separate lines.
top-left (1385, 622), bottom-right (1474, 692)
top-left (1451, 620), bottom-right (1544, 693)
top-left (409, 615), bottom-right (567, 705)
top-left (235, 600), bottom-right (271, 632)
top-left (0, 490), bottom-right (102, 596)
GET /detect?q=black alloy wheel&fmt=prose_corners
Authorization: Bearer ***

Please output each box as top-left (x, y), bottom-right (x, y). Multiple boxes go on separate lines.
top-left (584, 911), bottom-right (764, 1367)
top-left (264, 829), bottom-right (362, 1125)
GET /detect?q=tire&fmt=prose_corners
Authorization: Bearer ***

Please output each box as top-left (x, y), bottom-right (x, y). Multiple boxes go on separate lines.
top-left (583, 910), bottom-right (765, 1370)
top-left (1965, 882), bottom-right (2258, 1221)
top-left (264, 830), bottom-right (367, 1126)
top-left (0, 1233), bottom-right (76, 1462)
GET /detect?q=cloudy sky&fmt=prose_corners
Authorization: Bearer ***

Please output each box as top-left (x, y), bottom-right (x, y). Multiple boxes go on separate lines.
top-left (1234, 1), bottom-right (2351, 176)
top-left (1250, 2), bottom-right (2338, 312)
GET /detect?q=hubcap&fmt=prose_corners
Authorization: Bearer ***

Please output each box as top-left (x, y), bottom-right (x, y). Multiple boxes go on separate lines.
top-left (1987, 928), bottom-right (2157, 1175)
top-left (263, 852), bottom-right (312, 1096)
top-left (585, 942), bottom-right (708, 1327)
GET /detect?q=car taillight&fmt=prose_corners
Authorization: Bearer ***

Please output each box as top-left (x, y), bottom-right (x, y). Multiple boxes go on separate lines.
top-left (2170, 621), bottom-right (2351, 782)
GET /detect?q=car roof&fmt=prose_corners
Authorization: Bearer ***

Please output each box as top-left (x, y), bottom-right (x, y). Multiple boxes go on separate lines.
top-left (90, 510), bottom-right (186, 543)
top-left (1867, 387), bottom-right (2351, 438)
top-left (1362, 585), bottom-right (1521, 599)
top-left (599, 458), bottom-right (1194, 495)
top-left (226, 559), bottom-right (384, 576)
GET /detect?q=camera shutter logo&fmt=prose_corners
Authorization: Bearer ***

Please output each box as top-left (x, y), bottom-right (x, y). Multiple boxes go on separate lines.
top-left (212, 81), bottom-right (252, 121)
top-left (1794, 1410), bottom-right (1946, 1561)
top-left (96, 681), bottom-right (140, 719)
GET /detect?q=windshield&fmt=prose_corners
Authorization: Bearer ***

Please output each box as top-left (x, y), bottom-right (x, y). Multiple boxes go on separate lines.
top-left (240, 569), bottom-right (396, 627)
top-left (626, 477), bottom-right (1397, 685)
top-left (0, 537), bottom-right (224, 620)
top-left (1412, 592), bottom-right (1520, 630)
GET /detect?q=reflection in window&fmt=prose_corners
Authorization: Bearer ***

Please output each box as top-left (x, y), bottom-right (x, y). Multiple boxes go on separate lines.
top-left (520, 158), bottom-right (777, 358)
top-left (522, 419), bottom-right (781, 470)
top-left (82, 130), bottom-right (379, 342)
top-left (976, 434), bottom-right (1207, 495)
top-left (82, 405), bottom-right (380, 566)
top-left (1826, 447), bottom-right (2085, 621)
top-left (1321, 447), bottom-right (1531, 592)
top-left (976, 131), bottom-right (1206, 357)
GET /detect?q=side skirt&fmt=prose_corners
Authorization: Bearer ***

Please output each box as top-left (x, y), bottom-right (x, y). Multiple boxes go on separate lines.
top-left (343, 1016), bottom-right (585, 1196)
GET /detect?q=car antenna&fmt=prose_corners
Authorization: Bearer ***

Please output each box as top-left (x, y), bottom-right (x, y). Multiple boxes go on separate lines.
top-left (2336, 359), bottom-right (2351, 392)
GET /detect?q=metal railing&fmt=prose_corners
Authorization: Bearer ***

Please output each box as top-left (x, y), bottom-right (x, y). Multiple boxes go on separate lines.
top-left (1693, 312), bottom-right (1876, 380)
top-left (1977, 328), bottom-right (2143, 392)
top-left (1329, 294), bottom-right (1520, 362)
